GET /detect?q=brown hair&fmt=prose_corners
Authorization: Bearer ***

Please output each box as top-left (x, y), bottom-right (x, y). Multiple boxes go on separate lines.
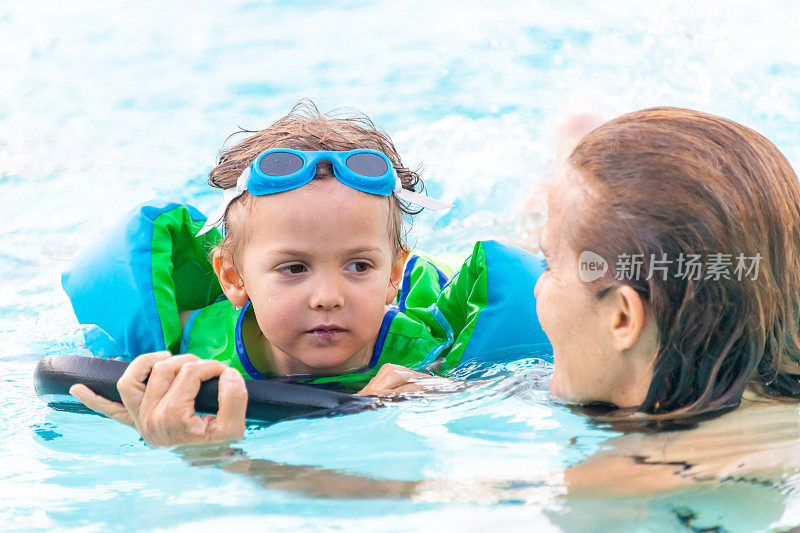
top-left (566, 107), bottom-right (800, 422)
top-left (209, 100), bottom-right (423, 261)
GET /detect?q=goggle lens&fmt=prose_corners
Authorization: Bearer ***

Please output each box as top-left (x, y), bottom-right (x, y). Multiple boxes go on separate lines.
top-left (259, 152), bottom-right (304, 176)
top-left (197, 149), bottom-right (451, 237)
top-left (345, 152), bottom-right (389, 177)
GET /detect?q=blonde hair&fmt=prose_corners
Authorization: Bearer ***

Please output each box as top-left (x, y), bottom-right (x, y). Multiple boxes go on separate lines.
top-left (208, 100), bottom-right (423, 262)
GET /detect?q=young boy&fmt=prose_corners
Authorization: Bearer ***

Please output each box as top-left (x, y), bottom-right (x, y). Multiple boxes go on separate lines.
top-left (64, 104), bottom-right (551, 443)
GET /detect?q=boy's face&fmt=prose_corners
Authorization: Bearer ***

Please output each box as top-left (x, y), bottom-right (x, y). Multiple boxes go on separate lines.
top-left (222, 178), bottom-right (402, 375)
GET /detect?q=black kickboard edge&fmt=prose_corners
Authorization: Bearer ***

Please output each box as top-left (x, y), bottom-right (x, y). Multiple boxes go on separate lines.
top-left (34, 354), bottom-right (377, 425)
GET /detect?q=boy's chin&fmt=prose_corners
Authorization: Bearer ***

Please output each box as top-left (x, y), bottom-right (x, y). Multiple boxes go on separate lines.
top-left (299, 347), bottom-right (368, 373)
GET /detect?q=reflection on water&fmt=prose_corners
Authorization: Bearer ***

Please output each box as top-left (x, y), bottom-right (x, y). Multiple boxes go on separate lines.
top-left (8, 354), bottom-right (800, 530)
top-left (172, 382), bottom-right (800, 532)
top-left (4, 0), bottom-right (800, 530)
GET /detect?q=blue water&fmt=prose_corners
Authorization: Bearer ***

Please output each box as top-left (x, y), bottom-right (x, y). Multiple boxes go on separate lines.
top-left (4, 1), bottom-right (800, 530)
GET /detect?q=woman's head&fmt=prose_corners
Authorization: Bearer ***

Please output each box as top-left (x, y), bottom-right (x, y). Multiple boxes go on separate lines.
top-left (537, 107), bottom-right (800, 419)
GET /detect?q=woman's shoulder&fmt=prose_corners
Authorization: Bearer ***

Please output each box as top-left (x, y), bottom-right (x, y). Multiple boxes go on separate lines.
top-left (566, 396), bottom-right (800, 496)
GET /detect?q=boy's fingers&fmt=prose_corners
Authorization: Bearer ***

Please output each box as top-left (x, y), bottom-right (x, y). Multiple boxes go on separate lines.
top-left (377, 365), bottom-right (415, 388)
top-left (163, 359), bottom-right (230, 406)
top-left (118, 351), bottom-right (172, 418)
top-left (70, 384), bottom-right (135, 427)
top-left (142, 362), bottom-right (244, 446)
top-left (357, 365), bottom-right (393, 396)
top-left (211, 368), bottom-right (248, 440)
top-left (138, 354), bottom-right (199, 416)
top-left (156, 361), bottom-right (233, 437)
top-left (357, 364), bottom-right (430, 397)
top-left (384, 382), bottom-right (426, 396)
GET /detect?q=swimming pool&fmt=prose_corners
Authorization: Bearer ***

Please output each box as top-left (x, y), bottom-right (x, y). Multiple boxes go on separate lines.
top-left (4, 1), bottom-right (800, 530)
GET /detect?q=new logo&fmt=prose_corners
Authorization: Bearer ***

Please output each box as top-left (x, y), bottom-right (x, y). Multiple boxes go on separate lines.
top-left (578, 251), bottom-right (608, 282)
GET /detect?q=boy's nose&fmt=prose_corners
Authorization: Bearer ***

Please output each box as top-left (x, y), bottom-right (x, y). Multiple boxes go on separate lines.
top-left (309, 277), bottom-right (345, 310)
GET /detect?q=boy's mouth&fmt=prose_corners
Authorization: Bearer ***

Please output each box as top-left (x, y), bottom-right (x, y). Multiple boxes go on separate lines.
top-left (306, 324), bottom-right (347, 340)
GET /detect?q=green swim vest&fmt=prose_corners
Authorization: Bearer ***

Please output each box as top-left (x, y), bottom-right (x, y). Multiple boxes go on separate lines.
top-left (62, 202), bottom-right (552, 389)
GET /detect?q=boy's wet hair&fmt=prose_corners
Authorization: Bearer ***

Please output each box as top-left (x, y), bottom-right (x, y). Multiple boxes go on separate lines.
top-left (208, 100), bottom-right (423, 263)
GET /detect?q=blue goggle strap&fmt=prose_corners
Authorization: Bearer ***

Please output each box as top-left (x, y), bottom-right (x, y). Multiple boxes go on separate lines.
top-left (196, 161), bottom-right (451, 237)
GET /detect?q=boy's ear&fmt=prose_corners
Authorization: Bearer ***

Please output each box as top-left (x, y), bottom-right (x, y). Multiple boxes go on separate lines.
top-left (385, 249), bottom-right (406, 305)
top-left (213, 248), bottom-right (249, 308)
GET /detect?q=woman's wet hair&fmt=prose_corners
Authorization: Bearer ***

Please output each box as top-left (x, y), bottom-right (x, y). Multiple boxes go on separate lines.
top-left (208, 100), bottom-right (423, 262)
top-left (566, 107), bottom-right (800, 422)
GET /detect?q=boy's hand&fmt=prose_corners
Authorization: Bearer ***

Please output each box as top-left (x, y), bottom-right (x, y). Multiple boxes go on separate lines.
top-left (69, 383), bottom-right (136, 427)
top-left (69, 351), bottom-right (248, 447)
top-left (357, 363), bottom-right (446, 397)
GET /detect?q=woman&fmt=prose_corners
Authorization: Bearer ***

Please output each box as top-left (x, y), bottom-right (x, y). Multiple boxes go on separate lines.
top-left (537, 107), bottom-right (800, 494)
top-left (537, 106), bottom-right (800, 421)
top-left (72, 107), bottom-right (800, 453)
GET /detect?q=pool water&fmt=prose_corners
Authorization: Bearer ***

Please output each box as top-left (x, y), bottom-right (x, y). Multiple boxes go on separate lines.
top-left (3, 1), bottom-right (800, 530)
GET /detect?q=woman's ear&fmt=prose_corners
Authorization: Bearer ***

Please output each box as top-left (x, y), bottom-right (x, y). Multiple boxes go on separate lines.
top-left (609, 285), bottom-right (647, 351)
top-left (213, 248), bottom-right (249, 308)
top-left (605, 285), bottom-right (659, 407)
top-left (385, 249), bottom-right (406, 305)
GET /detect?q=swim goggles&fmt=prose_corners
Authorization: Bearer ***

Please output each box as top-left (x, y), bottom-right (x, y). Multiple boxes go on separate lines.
top-left (197, 148), bottom-right (451, 236)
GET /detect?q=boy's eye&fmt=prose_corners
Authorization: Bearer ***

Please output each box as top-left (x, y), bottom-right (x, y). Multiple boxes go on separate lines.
top-left (279, 264), bottom-right (307, 274)
top-left (346, 261), bottom-right (372, 273)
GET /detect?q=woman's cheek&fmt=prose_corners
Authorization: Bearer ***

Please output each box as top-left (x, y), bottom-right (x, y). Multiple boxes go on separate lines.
top-left (535, 280), bottom-right (556, 339)
top-left (537, 281), bottom-right (569, 398)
